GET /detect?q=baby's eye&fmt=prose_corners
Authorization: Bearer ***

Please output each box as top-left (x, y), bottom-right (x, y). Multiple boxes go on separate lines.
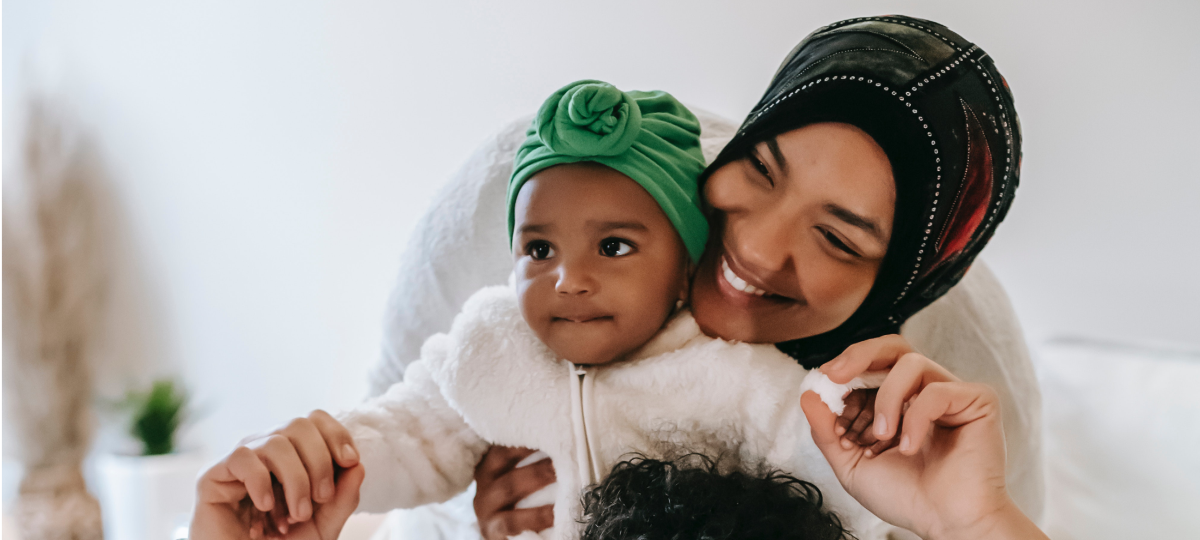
top-left (527, 240), bottom-right (556, 260)
top-left (599, 238), bottom-right (634, 257)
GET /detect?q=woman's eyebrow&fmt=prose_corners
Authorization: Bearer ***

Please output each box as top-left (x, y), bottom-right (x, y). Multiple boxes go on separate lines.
top-left (765, 138), bottom-right (789, 175)
top-left (823, 203), bottom-right (884, 241)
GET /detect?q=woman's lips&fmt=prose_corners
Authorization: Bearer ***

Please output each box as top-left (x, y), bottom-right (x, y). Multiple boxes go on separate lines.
top-left (721, 258), bottom-right (767, 296)
top-left (715, 255), bottom-right (796, 307)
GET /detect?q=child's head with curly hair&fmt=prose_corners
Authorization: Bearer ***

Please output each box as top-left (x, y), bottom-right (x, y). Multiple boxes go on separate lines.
top-left (580, 455), bottom-right (853, 540)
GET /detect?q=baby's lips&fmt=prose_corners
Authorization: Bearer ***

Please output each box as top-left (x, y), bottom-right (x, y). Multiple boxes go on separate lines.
top-left (552, 312), bottom-right (613, 323)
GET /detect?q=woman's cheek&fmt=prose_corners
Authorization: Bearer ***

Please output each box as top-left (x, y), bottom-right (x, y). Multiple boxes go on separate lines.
top-left (803, 257), bottom-right (876, 326)
top-left (703, 167), bottom-right (752, 212)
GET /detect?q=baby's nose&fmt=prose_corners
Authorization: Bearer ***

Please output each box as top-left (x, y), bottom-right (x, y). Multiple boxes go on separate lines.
top-left (555, 260), bottom-right (597, 295)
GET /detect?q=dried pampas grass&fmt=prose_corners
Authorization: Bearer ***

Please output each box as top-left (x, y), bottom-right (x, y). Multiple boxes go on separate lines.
top-left (3, 97), bottom-right (109, 540)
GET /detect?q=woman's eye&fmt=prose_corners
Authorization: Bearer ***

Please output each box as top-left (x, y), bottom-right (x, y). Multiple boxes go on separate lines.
top-left (749, 153), bottom-right (772, 181)
top-left (599, 238), bottom-right (634, 257)
top-left (527, 241), bottom-right (555, 260)
top-left (820, 229), bottom-right (861, 258)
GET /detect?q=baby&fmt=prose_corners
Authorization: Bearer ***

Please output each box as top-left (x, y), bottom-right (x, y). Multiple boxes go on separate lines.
top-left (194, 80), bottom-right (885, 540)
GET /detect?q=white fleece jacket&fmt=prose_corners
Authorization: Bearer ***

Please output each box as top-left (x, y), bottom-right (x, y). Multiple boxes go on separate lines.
top-left (341, 284), bottom-right (893, 540)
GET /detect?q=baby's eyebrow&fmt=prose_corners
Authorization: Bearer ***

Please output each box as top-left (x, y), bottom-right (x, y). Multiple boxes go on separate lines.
top-left (517, 223), bottom-right (552, 235)
top-left (590, 220), bottom-right (649, 233)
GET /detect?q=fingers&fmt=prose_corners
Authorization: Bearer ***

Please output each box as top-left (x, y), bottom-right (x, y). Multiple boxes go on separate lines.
top-left (268, 481), bottom-right (290, 535)
top-left (822, 335), bottom-right (916, 383)
top-left (475, 455), bottom-right (556, 517)
top-left (219, 446), bottom-right (277, 512)
top-left (897, 381), bottom-right (997, 455)
top-left (846, 391), bottom-right (878, 446)
top-left (480, 505), bottom-right (555, 540)
top-left (836, 389), bottom-right (880, 451)
top-left (834, 389), bottom-right (867, 437)
top-left (475, 446), bottom-right (539, 487)
top-left (872, 352), bottom-right (959, 441)
top-left (474, 449), bottom-right (555, 540)
top-left (308, 409), bottom-right (360, 467)
top-left (252, 434), bottom-right (313, 522)
top-left (314, 464), bottom-right (365, 540)
top-left (281, 417), bottom-right (336, 505)
top-left (801, 390), bottom-right (861, 474)
top-left (864, 431), bottom-right (900, 458)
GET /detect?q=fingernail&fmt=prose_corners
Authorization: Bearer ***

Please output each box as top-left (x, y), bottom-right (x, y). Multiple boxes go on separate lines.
top-left (840, 438), bottom-right (853, 450)
top-left (298, 497), bottom-right (312, 520)
top-left (874, 416), bottom-right (887, 437)
top-left (342, 444), bottom-right (358, 462)
top-left (864, 449), bottom-right (874, 458)
top-left (320, 479), bottom-right (334, 500)
top-left (834, 425), bottom-right (846, 436)
top-left (900, 435), bottom-right (911, 453)
top-left (278, 522), bottom-right (288, 535)
top-left (263, 493), bottom-right (274, 511)
top-left (826, 358), bottom-right (845, 372)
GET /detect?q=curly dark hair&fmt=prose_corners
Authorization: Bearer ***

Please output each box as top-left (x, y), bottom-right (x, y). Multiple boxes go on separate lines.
top-left (579, 455), bottom-right (854, 540)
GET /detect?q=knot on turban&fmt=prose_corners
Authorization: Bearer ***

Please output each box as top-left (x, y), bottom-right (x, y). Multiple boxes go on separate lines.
top-left (539, 81), bottom-right (642, 156)
top-left (509, 80), bottom-right (709, 263)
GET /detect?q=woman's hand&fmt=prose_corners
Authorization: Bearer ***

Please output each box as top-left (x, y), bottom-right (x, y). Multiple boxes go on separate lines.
top-left (190, 410), bottom-right (362, 539)
top-left (802, 335), bottom-right (1047, 540)
top-left (473, 446), bottom-right (555, 540)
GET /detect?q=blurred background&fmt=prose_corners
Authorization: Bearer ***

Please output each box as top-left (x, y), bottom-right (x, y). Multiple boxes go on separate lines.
top-left (3, 1), bottom-right (1198, 539)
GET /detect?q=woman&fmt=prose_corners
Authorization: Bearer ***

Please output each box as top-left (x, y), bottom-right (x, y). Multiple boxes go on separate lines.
top-left (203, 15), bottom-right (1042, 540)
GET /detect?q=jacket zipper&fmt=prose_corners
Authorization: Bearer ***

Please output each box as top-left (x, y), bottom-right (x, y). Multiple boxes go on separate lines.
top-left (569, 362), bottom-right (602, 487)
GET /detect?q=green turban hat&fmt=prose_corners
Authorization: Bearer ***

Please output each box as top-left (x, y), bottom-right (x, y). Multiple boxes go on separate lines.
top-left (508, 80), bottom-right (709, 263)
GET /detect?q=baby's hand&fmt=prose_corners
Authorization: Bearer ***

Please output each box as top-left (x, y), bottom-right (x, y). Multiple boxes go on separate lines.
top-left (191, 410), bottom-right (361, 539)
top-left (835, 389), bottom-right (901, 457)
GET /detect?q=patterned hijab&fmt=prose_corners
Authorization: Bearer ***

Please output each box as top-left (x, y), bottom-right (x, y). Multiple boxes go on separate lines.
top-left (705, 16), bottom-right (1022, 368)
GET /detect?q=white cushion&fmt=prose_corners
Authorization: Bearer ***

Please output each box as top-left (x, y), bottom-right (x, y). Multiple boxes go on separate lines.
top-left (1037, 338), bottom-right (1200, 539)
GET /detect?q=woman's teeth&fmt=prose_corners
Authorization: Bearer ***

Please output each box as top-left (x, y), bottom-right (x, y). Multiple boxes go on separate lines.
top-left (722, 258), bottom-right (767, 297)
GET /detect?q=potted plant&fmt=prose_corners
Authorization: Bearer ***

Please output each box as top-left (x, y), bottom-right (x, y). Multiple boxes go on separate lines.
top-left (97, 379), bottom-right (205, 540)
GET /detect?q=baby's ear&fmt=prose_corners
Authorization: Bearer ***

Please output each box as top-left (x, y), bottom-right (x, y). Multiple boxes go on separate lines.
top-left (678, 259), bottom-right (694, 302)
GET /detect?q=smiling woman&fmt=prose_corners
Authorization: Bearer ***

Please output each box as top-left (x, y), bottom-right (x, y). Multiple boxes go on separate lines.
top-left (692, 122), bottom-right (897, 344)
top-left (692, 17), bottom-right (1022, 370)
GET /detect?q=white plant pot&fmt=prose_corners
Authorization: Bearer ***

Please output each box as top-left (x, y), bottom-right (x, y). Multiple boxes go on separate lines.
top-left (97, 451), bottom-right (207, 540)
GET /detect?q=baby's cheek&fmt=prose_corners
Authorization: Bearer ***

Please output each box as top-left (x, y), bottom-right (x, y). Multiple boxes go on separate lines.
top-left (619, 297), bottom-right (674, 346)
top-left (516, 290), bottom-right (552, 344)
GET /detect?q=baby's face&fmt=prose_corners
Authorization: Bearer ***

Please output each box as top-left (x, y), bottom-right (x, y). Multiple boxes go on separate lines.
top-left (512, 163), bottom-right (690, 365)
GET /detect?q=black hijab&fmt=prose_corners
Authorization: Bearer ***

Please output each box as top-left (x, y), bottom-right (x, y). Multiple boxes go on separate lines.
top-left (705, 16), bottom-right (1022, 368)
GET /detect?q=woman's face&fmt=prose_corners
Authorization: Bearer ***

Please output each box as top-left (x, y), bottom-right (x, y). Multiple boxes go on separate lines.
top-left (690, 122), bottom-right (896, 343)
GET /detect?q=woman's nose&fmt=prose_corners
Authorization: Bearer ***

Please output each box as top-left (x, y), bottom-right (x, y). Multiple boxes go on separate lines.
top-left (555, 257), bottom-right (596, 295)
top-left (734, 212), bottom-right (796, 274)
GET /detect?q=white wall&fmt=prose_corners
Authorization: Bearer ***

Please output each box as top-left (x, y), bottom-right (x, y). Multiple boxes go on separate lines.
top-left (4, 0), bottom-right (1198, 466)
